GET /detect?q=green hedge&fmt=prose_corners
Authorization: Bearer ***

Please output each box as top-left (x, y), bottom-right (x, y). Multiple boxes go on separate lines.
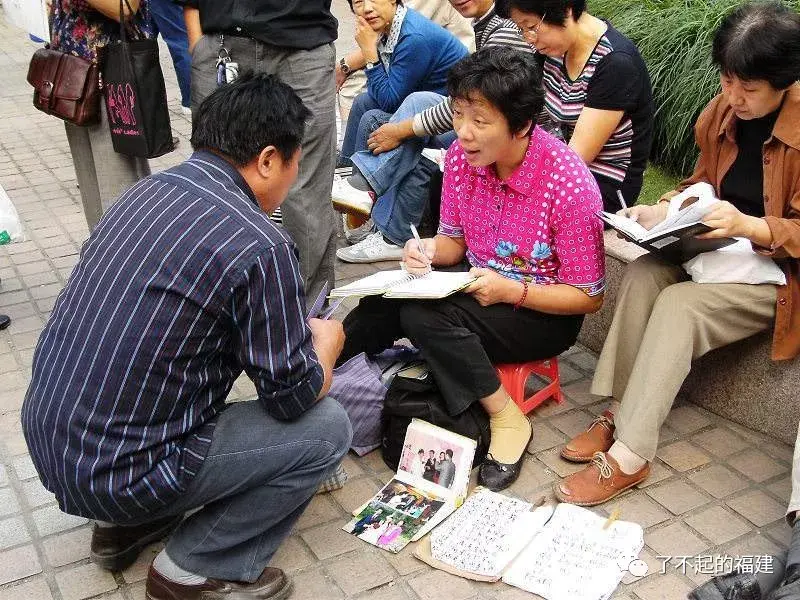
top-left (592, 0), bottom-right (799, 176)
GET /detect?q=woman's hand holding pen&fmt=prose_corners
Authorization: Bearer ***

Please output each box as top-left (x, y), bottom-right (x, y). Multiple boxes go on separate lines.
top-left (402, 237), bottom-right (436, 275)
top-left (617, 203), bottom-right (668, 231)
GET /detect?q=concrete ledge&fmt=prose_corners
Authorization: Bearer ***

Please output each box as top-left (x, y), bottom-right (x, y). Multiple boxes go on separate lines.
top-left (578, 232), bottom-right (800, 446)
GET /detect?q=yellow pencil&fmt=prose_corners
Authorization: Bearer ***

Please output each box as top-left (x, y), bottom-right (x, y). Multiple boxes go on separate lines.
top-left (603, 507), bottom-right (621, 530)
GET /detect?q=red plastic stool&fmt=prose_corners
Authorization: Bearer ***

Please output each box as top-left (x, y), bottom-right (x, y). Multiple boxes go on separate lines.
top-left (495, 358), bottom-right (563, 415)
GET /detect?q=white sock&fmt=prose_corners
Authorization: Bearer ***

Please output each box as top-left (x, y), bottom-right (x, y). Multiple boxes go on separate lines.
top-left (153, 550), bottom-right (207, 585)
top-left (608, 441), bottom-right (647, 475)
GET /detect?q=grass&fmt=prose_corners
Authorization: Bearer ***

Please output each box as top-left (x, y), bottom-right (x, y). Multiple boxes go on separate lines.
top-left (638, 164), bottom-right (681, 206)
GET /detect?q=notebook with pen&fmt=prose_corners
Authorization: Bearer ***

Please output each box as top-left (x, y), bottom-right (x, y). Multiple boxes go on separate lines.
top-left (329, 270), bottom-right (477, 300)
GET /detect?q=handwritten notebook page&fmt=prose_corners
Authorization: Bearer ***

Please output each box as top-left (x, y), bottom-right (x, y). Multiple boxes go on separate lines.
top-left (502, 503), bottom-right (644, 600)
top-left (429, 488), bottom-right (544, 578)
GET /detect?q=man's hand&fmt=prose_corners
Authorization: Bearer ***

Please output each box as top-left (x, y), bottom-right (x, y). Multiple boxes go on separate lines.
top-left (697, 201), bottom-right (758, 239)
top-left (309, 318), bottom-right (345, 364)
top-left (309, 318), bottom-right (345, 399)
top-left (464, 268), bottom-right (517, 307)
top-left (368, 123), bottom-right (404, 154)
top-left (355, 16), bottom-right (380, 60)
top-left (618, 203), bottom-right (668, 231)
top-left (402, 237), bottom-right (435, 275)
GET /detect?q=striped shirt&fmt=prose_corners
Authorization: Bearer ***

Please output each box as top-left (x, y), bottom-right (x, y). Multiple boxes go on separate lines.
top-left (21, 151), bottom-right (323, 522)
top-left (414, 6), bottom-right (532, 136)
top-left (542, 23), bottom-right (653, 210)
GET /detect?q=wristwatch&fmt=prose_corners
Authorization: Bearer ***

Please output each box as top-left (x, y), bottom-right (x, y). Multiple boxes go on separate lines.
top-left (339, 57), bottom-right (351, 76)
top-left (365, 60), bottom-right (379, 70)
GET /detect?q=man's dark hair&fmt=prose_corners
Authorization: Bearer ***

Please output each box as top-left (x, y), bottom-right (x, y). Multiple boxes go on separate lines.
top-left (445, 449), bottom-right (453, 459)
top-left (191, 71), bottom-right (311, 166)
top-left (712, 2), bottom-right (800, 90)
top-left (497, 0), bottom-right (586, 25)
top-left (447, 46), bottom-right (545, 134)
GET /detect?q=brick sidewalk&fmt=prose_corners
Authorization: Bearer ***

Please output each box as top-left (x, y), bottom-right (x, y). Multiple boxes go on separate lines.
top-left (0, 4), bottom-right (794, 599)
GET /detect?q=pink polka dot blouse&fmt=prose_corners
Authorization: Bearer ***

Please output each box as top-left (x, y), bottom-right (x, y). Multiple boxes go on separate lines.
top-left (437, 126), bottom-right (606, 296)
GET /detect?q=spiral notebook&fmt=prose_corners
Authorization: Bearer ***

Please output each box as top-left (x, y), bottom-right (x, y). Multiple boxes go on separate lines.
top-left (329, 270), bottom-right (476, 299)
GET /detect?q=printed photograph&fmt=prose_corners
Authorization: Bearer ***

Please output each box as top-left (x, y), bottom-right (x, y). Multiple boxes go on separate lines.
top-left (397, 423), bottom-right (473, 491)
top-left (343, 478), bottom-right (446, 553)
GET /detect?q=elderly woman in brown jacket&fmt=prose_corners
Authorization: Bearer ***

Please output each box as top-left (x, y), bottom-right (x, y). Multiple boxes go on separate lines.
top-left (551, 1), bottom-right (800, 507)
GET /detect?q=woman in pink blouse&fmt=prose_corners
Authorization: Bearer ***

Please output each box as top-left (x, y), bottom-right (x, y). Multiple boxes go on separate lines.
top-left (338, 47), bottom-right (606, 491)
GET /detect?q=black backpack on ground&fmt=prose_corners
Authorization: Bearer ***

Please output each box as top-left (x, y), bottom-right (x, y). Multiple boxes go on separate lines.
top-left (381, 369), bottom-right (491, 471)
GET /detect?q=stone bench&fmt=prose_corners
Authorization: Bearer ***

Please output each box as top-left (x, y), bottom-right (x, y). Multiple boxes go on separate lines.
top-left (577, 231), bottom-right (800, 446)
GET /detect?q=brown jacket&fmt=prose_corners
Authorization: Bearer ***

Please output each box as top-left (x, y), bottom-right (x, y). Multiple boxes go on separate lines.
top-left (663, 84), bottom-right (800, 360)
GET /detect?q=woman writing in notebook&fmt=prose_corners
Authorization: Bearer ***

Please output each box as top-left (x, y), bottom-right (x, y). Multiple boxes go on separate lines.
top-left (556, 2), bottom-right (800, 507)
top-left (338, 47), bottom-right (606, 491)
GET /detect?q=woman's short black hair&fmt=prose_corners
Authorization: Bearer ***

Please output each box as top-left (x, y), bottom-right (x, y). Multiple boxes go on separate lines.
top-left (447, 46), bottom-right (545, 135)
top-left (712, 1), bottom-right (800, 90)
top-left (191, 71), bottom-right (310, 166)
top-left (497, 0), bottom-right (586, 25)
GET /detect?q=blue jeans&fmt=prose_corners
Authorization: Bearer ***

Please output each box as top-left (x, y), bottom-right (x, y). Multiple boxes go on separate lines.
top-left (372, 156), bottom-right (440, 245)
top-left (148, 398), bottom-right (352, 582)
top-left (150, 0), bottom-right (192, 108)
top-left (341, 93), bottom-right (387, 160)
top-left (350, 91), bottom-right (454, 196)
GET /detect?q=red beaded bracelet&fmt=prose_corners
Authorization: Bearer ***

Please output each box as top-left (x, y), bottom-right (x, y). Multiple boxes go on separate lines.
top-left (513, 280), bottom-right (529, 310)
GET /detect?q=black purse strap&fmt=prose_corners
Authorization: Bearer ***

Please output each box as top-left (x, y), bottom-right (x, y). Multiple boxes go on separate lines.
top-left (118, 0), bottom-right (139, 44)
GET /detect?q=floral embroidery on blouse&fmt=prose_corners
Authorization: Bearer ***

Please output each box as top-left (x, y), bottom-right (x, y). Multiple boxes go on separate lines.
top-left (50, 0), bottom-right (153, 63)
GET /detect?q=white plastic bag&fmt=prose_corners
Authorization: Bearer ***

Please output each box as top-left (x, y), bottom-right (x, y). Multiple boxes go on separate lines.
top-left (683, 238), bottom-right (786, 285)
top-left (0, 184), bottom-right (25, 244)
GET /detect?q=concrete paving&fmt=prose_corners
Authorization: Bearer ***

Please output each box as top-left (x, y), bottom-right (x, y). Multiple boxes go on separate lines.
top-left (0, 3), bottom-right (795, 599)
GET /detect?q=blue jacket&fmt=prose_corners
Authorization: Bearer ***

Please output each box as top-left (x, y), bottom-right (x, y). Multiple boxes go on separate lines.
top-left (365, 8), bottom-right (468, 113)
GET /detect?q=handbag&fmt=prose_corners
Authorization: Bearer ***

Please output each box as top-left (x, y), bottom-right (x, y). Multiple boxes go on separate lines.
top-left (101, 0), bottom-right (173, 158)
top-left (27, 48), bottom-right (101, 125)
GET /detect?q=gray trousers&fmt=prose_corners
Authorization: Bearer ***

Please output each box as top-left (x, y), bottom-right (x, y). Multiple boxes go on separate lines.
top-left (191, 34), bottom-right (338, 307)
top-left (150, 398), bottom-right (352, 582)
top-left (592, 254), bottom-right (777, 461)
top-left (65, 102), bottom-right (150, 231)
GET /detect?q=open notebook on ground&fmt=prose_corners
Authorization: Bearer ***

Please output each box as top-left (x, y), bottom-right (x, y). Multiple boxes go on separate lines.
top-left (418, 488), bottom-right (644, 600)
top-left (329, 269), bottom-right (476, 299)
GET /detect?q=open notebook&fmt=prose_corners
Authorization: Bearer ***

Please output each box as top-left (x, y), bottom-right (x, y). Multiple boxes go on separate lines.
top-left (329, 270), bottom-right (477, 299)
top-left (422, 488), bottom-right (644, 600)
top-left (598, 182), bottom-right (736, 264)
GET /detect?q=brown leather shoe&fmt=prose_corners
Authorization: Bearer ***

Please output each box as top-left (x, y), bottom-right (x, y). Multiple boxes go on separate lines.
top-left (560, 410), bottom-right (615, 463)
top-left (90, 516), bottom-right (182, 571)
top-left (554, 452), bottom-right (650, 507)
top-left (145, 565), bottom-right (292, 600)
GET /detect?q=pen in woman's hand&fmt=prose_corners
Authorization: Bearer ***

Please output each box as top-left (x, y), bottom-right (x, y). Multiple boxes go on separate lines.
top-left (409, 224), bottom-right (431, 270)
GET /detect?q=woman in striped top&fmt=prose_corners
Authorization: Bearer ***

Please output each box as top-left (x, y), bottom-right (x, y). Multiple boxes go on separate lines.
top-left (500, 0), bottom-right (654, 212)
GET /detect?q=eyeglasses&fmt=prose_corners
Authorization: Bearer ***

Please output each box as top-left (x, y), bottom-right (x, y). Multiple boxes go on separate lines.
top-left (521, 13), bottom-right (547, 40)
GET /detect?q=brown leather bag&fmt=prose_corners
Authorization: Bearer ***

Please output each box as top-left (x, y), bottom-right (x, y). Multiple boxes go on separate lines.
top-left (27, 48), bottom-right (101, 126)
